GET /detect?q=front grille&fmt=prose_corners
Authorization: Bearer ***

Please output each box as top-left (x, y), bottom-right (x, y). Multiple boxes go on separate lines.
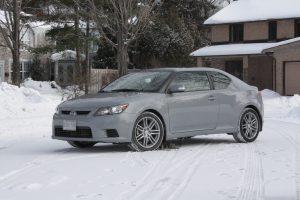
top-left (55, 127), bottom-right (92, 138)
top-left (61, 110), bottom-right (71, 115)
top-left (76, 111), bottom-right (90, 115)
top-left (61, 110), bottom-right (90, 115)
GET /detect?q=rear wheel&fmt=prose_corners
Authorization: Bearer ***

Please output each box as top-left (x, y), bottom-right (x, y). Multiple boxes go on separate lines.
top-left (233, 108), bottom-right (260, 143)
top-left (129, 112), bottom-right (164, 151)
top-left (67, 141), bottom-right (97, 148)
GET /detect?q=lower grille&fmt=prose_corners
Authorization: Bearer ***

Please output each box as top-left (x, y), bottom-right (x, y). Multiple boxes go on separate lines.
top-left (61, 110), bottom-right (90, 115)
top-left (54, 127), bottom-right (92, 138)
top-left (106, 129), bottom-right (119, 138)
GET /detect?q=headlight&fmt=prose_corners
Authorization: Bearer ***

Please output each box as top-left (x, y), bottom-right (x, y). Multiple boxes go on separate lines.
top-left (95, 104), bottom-right (128, 116)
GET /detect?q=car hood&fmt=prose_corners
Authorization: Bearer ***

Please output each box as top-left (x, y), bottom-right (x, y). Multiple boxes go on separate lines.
top-left (59, 92), bottom-right (144, 109)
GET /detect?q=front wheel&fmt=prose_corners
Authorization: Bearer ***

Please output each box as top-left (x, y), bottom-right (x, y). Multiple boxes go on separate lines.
top-left (67, 141), bottom-right (97, 148)
top-left (129, 112), bottom-right (165, 151)
top-left (233, 108), bottom-right (260, 143)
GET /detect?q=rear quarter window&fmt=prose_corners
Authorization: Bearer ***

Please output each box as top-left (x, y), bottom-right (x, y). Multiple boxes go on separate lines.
top-left (209, 72), bottom-right (231, 90)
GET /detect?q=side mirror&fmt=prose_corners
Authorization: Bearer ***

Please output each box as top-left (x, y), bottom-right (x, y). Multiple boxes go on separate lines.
top-left (168, 84), bottom-right (186, 94)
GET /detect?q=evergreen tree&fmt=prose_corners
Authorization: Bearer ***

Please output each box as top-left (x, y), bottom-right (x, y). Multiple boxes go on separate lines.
top-left (93, 0), bottom-right (216, 69)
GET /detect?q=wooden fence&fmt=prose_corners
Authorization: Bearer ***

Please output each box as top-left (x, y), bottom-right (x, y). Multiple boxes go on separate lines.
top-left (89, 68), bottom-right (119, 93)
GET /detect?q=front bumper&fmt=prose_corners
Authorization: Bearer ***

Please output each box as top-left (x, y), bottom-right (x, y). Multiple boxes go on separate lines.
top-left (52, 112), bottom-right (137, 143)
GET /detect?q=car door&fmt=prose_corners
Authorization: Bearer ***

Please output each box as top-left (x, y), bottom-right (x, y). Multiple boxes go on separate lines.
top-left (208, 71), bottom-right (237, 131)
top-left (167, 71), bottom-right (219, 133)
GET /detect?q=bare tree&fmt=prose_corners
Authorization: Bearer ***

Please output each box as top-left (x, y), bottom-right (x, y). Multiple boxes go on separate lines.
top-left (88, 0), bottom-right (159, 76)
top-left (0, 0), bottom-right (30, 86)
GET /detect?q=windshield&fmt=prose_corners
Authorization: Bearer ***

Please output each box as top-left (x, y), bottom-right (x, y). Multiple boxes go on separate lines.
top-left (101, 71), bottom-right (172, 93)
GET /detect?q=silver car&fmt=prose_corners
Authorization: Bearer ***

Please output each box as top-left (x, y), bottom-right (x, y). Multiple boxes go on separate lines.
top-left (52, 68), bottom-right (264, 151)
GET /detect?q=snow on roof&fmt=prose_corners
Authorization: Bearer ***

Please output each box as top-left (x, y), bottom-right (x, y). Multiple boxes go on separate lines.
top-left (263, 37), bottom-right (300, 52)
top-left (51, 50), bottom-right (86, 62)
top-left (191, 37), bottom-right (300, 57)
top-left (190, 43), bottom-right (276, 57)
top-left (205, 0), bottom-right (300, 25)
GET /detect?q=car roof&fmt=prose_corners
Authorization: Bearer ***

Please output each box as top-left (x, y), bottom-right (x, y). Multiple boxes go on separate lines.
top-left (147, 67), bottom-right (223, 72)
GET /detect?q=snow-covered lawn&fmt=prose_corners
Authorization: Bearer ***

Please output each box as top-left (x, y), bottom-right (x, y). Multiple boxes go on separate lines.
top-left (0, 80), bottom-right (300, 200)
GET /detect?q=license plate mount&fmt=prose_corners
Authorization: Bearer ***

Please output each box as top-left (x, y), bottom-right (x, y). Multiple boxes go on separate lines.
top-left (63, 120), bottom-right (77, 131)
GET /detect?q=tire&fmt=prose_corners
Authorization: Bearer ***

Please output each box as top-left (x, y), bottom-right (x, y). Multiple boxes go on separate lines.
top-left (67, 141), bottom-right (97, 148)
top-left (233, 108), bottom-right (261, 143)
top-left (129, 112), bottom-right (165, 151)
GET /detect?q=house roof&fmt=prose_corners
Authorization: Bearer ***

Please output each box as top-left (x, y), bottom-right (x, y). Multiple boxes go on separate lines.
top-left (191, 37), bottom-right (300, 57)
top-left (205, 0), bottom-right (300, 25)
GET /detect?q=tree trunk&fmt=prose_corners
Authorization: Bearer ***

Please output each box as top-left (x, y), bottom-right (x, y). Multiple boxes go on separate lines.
top-left (117, 40), bottom-right (129, 76)
top-left (117, 44), bottom-right (129, 76)
top-left (12, 49), bottom-right (20, 86)
top-left (74, 4), bottom-right (82, 88)
top-left (11, 0), bottom-right (21, 86)
top-left (84, 4), bottom-right (90, 94)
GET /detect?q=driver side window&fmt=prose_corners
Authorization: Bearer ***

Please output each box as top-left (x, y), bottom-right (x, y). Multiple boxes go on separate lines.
top-left (170, 71), bottom-right (211, 92)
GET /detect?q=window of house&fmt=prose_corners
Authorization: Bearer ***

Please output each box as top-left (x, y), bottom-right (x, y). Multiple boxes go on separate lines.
top-left (170, 72), bottom-right (211, 92)
top-left (209, 72), bottom-right (231, 90)
top-left (21, 28), bottom-right (34, 50)
top-left (269, 21), bottom-right (277, 41)
top-left (295, 19), bottom-right (300, 37)
top-left (22, 61), bottom-right (31, 79)
top-left (230, 24), bottom-right (244, 43)
top-left (9, 61), bottom-right (32, 81)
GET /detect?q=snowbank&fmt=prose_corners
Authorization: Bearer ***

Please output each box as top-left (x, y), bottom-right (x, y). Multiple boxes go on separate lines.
top-left (0, 80), bottom-right (61, 120)
top-left (22, 78), bottom-right (62, 96)
top-left (261, 89), bottom-right (300, 121)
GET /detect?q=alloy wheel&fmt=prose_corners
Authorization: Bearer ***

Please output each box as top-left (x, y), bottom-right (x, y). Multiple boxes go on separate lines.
top-left (241, 112), bottom-right (259, 140)
top-left (134, 116), bottom-right (161, 149)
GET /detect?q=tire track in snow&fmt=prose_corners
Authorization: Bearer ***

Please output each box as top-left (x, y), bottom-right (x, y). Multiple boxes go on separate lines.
top-left (269, 121), bottom-right (300, 200)
top-left (0, 148), bottom-right (99, 189)
top-left (118, 140), bottom-right (213, 200)
top-left (116, 149), bottom-right (179, 200)
top-left (236, 143), bottom-right (264, 200)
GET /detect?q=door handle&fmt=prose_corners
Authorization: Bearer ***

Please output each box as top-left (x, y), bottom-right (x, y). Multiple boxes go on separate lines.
top-left (208, 95), bottom-right (216, 101)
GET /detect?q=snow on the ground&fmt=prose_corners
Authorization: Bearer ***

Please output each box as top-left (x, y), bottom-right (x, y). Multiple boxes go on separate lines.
top-left (0, 82), bottom-right (300, 200)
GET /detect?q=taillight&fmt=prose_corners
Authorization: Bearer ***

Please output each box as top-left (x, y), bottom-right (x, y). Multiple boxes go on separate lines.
top-left (258, 91), bottom-right (262, 98)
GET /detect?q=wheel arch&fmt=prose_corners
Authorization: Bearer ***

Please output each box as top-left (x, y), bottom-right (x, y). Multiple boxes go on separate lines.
top-left (244, 105), bottom-right (263, 131)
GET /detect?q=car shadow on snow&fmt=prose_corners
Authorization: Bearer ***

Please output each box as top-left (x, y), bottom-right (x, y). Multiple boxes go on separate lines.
top-left (52, 143), bottom-right (132, 154)
top-left (51, 136), bottom-right (236, 154)
top-left (169, 136), bottom-right (236, 148)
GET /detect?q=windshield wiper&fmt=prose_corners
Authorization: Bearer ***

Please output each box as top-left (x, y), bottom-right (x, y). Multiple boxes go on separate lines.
top-left (111, 89), bottom-right (142, 92)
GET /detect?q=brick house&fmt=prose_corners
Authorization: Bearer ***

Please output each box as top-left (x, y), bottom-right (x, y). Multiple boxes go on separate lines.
top-left (191, 0), bottom-right (300, 95)
top-left (0, 25), bottom-right (36, 83)
top-left (0, 11), bottom-right (50, 84)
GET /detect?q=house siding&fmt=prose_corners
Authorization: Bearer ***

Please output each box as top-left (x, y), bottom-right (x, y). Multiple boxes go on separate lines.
top-left (244, 22), bottom-right (268, 41)
top-left (211, 25), bottom-right (229, 43)
top-left (277, 19), bottom-right (295, 40)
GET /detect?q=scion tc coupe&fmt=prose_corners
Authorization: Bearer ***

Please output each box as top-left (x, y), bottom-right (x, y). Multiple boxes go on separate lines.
top-left (52, 68), bottom-right (264, 151)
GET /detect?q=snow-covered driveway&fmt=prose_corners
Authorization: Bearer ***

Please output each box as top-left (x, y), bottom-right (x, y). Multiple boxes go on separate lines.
top-left (0, 81), bottom-right (300, 200)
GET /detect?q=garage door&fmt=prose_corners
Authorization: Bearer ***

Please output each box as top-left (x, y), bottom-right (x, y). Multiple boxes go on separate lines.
top-left (285, 62), bottom-right (300, 95)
